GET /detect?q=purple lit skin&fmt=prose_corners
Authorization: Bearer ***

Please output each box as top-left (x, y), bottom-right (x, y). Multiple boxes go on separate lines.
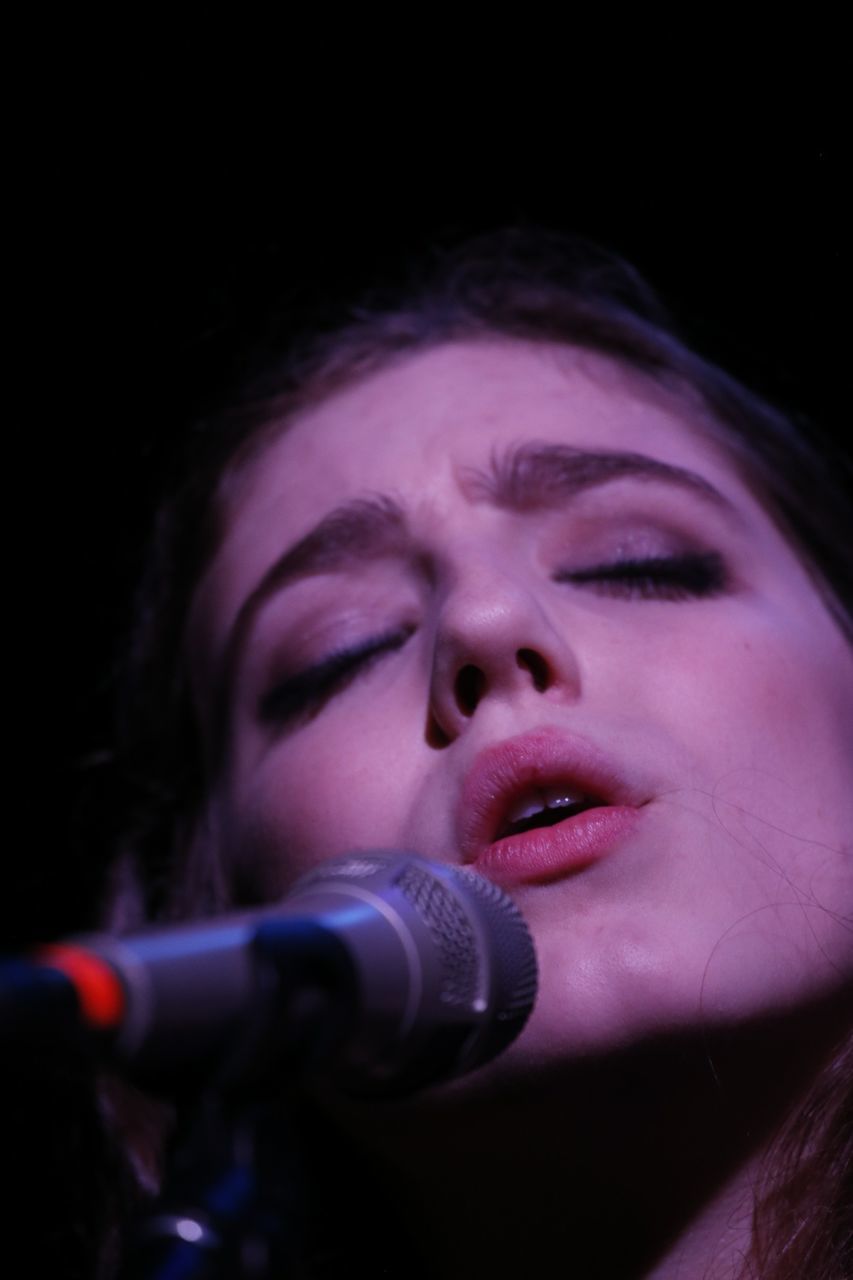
top-left (186, 340), bottom-right (853, 1072)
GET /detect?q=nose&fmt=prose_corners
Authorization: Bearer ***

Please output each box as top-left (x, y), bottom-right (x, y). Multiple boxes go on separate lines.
top-left (426, 566), bottom-right (582, 744)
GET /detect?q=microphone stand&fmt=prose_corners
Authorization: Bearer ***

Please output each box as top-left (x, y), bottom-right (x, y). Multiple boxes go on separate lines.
top-left (121, 920), bottom-right (357, 1280)
top-left (122, 1092), bottom-right (312, 1280)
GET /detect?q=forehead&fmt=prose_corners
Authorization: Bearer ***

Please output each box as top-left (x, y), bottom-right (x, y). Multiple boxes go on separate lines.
top-left (188, 338), bottom-right (830, 714)
top-left (223, 339), bottom-right (735, 540)
top-left (188, 341), bottom-right (766, 671)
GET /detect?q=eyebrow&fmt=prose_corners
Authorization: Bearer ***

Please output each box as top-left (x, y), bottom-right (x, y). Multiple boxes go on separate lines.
top-left (217, 443), bottom-right (737, 708)
top-left (465, 442), bottom-right (735, 511)
top-left (216, 495), bottom-right (409, 712)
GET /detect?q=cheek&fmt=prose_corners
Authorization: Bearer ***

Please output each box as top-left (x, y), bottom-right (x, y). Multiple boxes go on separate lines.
top-left (602, 602), bottom-right (853, 791)
top-left (586, 605), bottom-right (853, 919)
top-left (220, 693), bottom-right (430, 897)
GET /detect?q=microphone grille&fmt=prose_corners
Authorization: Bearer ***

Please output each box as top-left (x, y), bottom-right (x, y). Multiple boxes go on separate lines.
top-left (451, 866), bottom-right (539, 1024)
top-left (396, 861), bottom-right (480, 1007)
top-left (289, 852), bottom-right (538, 1085)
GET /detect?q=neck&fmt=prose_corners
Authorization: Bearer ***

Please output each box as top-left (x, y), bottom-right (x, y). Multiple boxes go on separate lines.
top-left (318, 1003), bottom-right (847, 1279)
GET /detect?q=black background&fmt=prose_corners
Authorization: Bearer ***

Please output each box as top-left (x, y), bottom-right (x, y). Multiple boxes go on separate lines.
top-left (16, 39), bottom-right (848, 945)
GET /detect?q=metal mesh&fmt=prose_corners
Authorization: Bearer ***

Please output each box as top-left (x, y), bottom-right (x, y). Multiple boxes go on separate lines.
top-left (290, 853), bottom-right (537, 1046)
top-left (301, 856), bottom-right (387, 882)
top-left (396, 863), bottom-right (479, 1006)
top-left (453, 868), bottom-right (538, 1020)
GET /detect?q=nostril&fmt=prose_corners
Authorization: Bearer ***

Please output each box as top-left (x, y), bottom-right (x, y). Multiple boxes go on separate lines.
top-left (425, 714), bottom-right (451, 748)
top-left (517, 648), bottom-right (550, 692)
top-left (455, 664), bottom-right (486, 715)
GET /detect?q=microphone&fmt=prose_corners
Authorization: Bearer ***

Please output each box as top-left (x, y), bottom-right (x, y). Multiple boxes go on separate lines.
top-left (8, 853), bottom-right (537, 1097)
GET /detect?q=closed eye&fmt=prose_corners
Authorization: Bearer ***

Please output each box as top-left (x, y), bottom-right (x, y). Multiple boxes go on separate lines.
top-left (554, 551), bottom-right (728, 601)
top-left (258, 625), bottom-right (416, 728)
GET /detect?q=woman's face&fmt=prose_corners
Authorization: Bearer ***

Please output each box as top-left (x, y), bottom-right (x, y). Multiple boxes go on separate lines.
top-left (189, 340), bottom-right (853, 1064)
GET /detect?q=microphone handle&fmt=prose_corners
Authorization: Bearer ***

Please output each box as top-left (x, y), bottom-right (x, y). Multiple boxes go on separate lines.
top-left (2, 853), bottom-right (538, 1097)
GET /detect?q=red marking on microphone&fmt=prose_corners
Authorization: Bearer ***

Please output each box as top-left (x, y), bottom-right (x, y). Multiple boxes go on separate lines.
top-left (38, 944), bottom-right (125, 1029)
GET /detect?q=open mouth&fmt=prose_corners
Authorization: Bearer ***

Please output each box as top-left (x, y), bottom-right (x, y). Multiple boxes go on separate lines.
top-left (495, 786), bottom-right (602, 841)
top-left (457, 730), bottom-right (644, 883)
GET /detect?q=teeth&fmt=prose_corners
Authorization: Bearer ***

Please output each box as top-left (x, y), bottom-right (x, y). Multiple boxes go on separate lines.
top-left (506, 790), bottom-right (547, 825)
top-left (543, 785), bottom-right (583, 810)
top-left (505, 785), bottom-right (585, 826)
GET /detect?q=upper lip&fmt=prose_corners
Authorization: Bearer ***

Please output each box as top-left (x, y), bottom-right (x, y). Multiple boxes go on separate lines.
top-left (457, 727), bottom-right (646, 863)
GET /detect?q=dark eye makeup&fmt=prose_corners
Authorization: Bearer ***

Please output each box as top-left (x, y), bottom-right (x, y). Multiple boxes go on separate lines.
top-left (555, 550), bottom-right (728, 601)
top-left (256, 551), bottom-right (728, 730)
top-left (258, 625), bottom-right (416, 727)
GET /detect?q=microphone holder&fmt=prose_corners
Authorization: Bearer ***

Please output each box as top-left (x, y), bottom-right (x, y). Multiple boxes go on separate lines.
top-left (122, 1092), bottom-right (313, 1280)
top-left (121, 921), bottom-right (357, 1280)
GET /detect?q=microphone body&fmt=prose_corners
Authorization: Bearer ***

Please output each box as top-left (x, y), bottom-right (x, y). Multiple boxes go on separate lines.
top-left (14, 853), bottom-right (537, 1097)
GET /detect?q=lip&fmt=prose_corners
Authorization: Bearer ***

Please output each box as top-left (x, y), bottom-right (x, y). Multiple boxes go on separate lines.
top-left (458, 728), bottom-right (646, 887)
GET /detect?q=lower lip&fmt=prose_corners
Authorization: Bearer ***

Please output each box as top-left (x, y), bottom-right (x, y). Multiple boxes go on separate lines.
top-left (471, 805), bottom-right (641, 887)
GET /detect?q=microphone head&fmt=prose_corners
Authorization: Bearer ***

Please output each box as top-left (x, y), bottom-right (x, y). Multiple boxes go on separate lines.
top-left (283, 852), bottom-right (538, 1096)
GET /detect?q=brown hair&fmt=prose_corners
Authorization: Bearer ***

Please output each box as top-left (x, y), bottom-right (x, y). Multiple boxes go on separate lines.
top-left (747, 1030), bottom-right (853, 1278)
top-left (107, 228), bottom-right (852, 1278)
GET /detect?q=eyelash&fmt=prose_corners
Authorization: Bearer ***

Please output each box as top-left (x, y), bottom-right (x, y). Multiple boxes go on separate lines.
top-left (258, 553), bottom-right (726, 727)
top-left (259, 625), bottom-right (415, 727)
top-left (554, 551), bottom-right (728, 601)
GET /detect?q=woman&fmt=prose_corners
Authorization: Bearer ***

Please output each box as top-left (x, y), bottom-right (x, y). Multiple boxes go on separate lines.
top-left (106, 230), bottom-right (852, 1278)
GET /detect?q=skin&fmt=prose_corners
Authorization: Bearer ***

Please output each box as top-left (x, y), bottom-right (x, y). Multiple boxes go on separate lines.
top-left (188, 340), bottom-right (853, 1275)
